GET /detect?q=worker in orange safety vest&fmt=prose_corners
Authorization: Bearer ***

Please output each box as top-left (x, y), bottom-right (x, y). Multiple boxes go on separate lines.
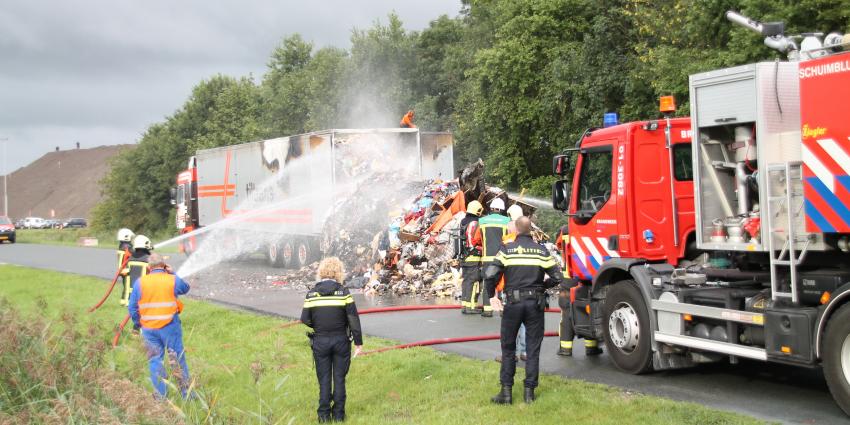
top-left (400, 109), bottom-right (416, 128)
top-left (128, 252), bottom-right (191, 399)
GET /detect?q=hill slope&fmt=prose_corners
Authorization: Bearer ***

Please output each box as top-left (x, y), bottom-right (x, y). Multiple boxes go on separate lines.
top-left (0, 145), bottom-right (133, 220)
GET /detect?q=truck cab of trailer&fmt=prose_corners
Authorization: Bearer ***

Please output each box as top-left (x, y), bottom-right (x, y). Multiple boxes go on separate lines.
top-left (171, 156), bottom-right (199, 253)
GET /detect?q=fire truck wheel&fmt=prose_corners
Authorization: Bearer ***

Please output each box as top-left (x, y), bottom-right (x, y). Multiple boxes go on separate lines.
top-left (603, 280), bottom-right (653, 374)
top-left (823, 303), bottom-right (850, 415)
top-left (294, 239), bottom-right (311, 269)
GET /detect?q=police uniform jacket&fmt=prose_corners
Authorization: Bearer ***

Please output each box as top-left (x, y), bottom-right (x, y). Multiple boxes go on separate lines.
top-left (484, 234), bottom-right (563, 298)
top-left (300, 280), bottom-right (363, 345)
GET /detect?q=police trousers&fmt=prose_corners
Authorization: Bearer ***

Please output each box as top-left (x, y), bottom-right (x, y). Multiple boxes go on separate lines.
top-left (312, 334), bottom-right (351, 419)
top-left (499, 298), bottom-right (544, 388)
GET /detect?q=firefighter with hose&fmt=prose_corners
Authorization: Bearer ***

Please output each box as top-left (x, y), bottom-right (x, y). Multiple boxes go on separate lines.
top-left (484, 216), bottom-right (563, 404)
top-left (459, 200), bottom-right (484, 315)
top-left (555, 226), bottom-right (601, 357)
top-left (116, 228), bottom-right (134, 306)
top-left (127, 234), bottom-right (153, 332)
top-left (472, 198), bottom-right (510, 317)
top-left (301, 257), bottom-right (363, 423)
top-left (128, 252), bottom-right (191, 399)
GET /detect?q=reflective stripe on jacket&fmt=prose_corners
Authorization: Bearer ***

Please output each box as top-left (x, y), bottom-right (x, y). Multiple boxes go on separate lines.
top-left (139, 273), bottom-right (179, 329)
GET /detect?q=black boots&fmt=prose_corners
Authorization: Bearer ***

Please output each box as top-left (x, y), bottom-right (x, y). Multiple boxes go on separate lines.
top-left (585, 346), bottom-right (603, 356)
top-left (523, 387), bottom-right (535, 403)
top-left (491, 385), bottom-right (512, 404)
top-left (557, 347), bottom-right (572, 356)
top-left (318, 415), bottom-right (331, 423)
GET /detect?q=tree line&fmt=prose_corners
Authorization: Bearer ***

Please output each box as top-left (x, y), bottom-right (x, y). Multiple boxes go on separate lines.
top-left (92, 0), bottom-right (850, 234)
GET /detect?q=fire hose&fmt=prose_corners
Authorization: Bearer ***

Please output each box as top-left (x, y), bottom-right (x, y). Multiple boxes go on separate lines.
top-left (115, 303), bottom-right (564, 347)
top-left (112, 314), bottom-right (131, 348)
top-left (89, 253), bottom-right (130, 313)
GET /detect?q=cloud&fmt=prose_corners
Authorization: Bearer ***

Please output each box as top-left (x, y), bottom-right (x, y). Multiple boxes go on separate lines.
top-left (0, 0), bottom-right (460, 171)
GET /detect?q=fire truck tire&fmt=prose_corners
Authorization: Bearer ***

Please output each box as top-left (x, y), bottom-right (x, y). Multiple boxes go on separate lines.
top-left (603, 280), bottom-right (653, 374)
top-left (822, 303), bottom-right (850, 415)
top-left (294, 239), bottom-right (311, 269)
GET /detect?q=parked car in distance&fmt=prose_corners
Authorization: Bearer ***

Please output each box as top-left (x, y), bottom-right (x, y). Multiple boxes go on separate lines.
top-left (63, 218), bottom-right (87, 228)
top-left (14, 218), bottom-right (24, 228)
top-left (23, 217), bottom-right (47, 229)
top-left (46, 219), bottom-right (62, 229)
top-left (0, 216), bottom-right (16, 243)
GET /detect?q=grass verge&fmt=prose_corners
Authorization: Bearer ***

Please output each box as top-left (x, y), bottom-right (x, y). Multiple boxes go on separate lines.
top-left (14, 228), bottom-right (179, 253)
top-left (0, 264), bottom-right (768, 424)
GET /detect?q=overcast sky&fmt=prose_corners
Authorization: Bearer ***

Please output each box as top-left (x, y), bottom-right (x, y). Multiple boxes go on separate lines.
top-left (0, 0), bottom-right (461, 172)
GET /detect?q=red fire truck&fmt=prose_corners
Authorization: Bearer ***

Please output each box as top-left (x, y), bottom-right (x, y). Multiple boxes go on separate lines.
top-left (551, 12), bottom-right (850, 414)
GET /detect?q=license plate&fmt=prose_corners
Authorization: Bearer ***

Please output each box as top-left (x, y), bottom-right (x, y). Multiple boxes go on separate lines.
top-left (0, 236), bottom-right (7, 240)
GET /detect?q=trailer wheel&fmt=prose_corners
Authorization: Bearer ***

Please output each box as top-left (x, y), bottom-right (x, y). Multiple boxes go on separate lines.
top-left (822, 303), bottom-right (850, 415)
top-left (294, 239), bottom-right (311, 269)
top-left (603, 280), bottom-right (653, 374)
top-left (268, 242), bottom-right (283, 267)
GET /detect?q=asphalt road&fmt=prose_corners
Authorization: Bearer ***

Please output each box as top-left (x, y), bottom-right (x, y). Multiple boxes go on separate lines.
top-left (0, 243), bottom-right (846, 424)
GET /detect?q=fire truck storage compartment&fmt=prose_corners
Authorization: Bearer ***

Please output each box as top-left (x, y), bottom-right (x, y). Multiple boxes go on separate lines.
top-left (764, 305), bottom-right (817, 365)
top-left (689, 61), bottom-right (823, 252)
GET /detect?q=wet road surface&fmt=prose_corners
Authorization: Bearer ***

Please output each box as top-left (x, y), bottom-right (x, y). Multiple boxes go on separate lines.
top-left (0, 243), bottom-right (846, 424)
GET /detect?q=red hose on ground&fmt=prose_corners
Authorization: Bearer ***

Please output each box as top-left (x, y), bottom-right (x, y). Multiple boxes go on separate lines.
top-left (112, 314), bottom-right (131, 348)
top-left (89, 254), bottom-right (131, 313)
top-left (361, 331), bottom-right (559, 356)
top-left (279, 304), bottom-right (561, 328)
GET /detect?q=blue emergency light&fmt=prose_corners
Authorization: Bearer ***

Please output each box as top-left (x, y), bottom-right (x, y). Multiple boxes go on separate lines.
top-left (603, 112), bottom-right (619, 128)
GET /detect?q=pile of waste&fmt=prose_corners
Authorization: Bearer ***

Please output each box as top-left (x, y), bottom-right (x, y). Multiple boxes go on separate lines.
top-left (318, 160), bottom-right (537, 297)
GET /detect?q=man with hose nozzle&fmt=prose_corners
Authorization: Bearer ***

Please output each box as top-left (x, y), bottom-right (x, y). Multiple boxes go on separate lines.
top-left (127, 234), bottom-right (153, 332)
top-left (472, 197), bottom-right (510, 317)
top-left (484, 216), bottom-right (563, 404)
top-left (128, 252), bottom-right (191, 399)
top-left (115, 228), bottom-right (134, 306)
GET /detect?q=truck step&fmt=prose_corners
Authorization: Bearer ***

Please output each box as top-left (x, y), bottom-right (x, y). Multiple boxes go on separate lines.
top-left (654, 332), bottom-right (767, 361)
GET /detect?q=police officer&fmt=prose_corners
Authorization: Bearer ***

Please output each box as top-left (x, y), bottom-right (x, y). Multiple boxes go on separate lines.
top-left (301, 257), bottom-right (363, 423)
top-left (473, 198), bottom-right (510, 317)
top-left (127, 235), bottom-right (153, 331)
top-left (459, 201), bottom-right (483, 314)
top-left (554, 227), bottom-right (601, 356)
top-left (484, 217), bottom-right (562, 404)
top-left (116, 228), bottom-right (135, 306)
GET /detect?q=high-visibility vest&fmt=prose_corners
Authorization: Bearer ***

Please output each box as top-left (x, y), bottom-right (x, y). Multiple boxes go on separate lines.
top-left (138, 273), bottom-right (180, 329)
top-left (479, 214), bottom-right (509, 263)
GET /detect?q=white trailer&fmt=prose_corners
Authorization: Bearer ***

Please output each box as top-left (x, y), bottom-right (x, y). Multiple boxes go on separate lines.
top-left (173, 128), bottom-right (454, 268)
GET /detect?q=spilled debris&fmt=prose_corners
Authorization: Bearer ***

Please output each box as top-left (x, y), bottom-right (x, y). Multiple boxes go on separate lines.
top-left (269, 160), bottom-right (541, 297)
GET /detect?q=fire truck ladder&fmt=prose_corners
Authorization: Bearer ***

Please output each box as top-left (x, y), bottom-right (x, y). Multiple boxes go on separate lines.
top-left (765, 161), bottom-right (811, 303)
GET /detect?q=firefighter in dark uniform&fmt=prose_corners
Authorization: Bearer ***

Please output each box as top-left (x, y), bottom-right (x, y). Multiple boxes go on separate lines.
top-left (116, 228), bottom-right (135, 306)
top-left (484, 217), bottom-right (562, 404)
top-left (127, 234), bottom-right (153, 332)
top-left (459, 201), bottom-right (484, 314)
top-left (301, 257), bottom-right (363, 423)
top-left (473, 198), bottom-right (510, 317)
top-left (554, 227), bottom-right (601, 356)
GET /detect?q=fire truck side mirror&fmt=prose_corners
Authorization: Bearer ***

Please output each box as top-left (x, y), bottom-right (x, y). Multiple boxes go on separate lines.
top-left (552, 180), bottom-right (570, 212)
top-left (170, 187), bottom-right (177, 206)
top-left (553, 154), bottom-right (569, 176)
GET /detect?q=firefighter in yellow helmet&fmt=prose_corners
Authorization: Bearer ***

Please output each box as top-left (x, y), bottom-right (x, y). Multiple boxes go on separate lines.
top-left (127, 234), bottom-right (153, 332)
top-left (116, 228), bottom-right (135, 306)
top-left (459, 200), bottom-right (484, 314)
top-left (472, 198), bottom-right (509, 317)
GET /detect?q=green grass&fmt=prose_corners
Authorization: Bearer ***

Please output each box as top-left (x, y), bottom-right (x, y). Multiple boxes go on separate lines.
top-left (0, 264), bottom-right (768, 425)
top-left (15, 228), bottom-right (179, 253)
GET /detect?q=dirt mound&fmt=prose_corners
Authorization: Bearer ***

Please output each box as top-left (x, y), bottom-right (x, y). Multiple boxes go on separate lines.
top-left (0, 145), bottom-right (133, 220)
